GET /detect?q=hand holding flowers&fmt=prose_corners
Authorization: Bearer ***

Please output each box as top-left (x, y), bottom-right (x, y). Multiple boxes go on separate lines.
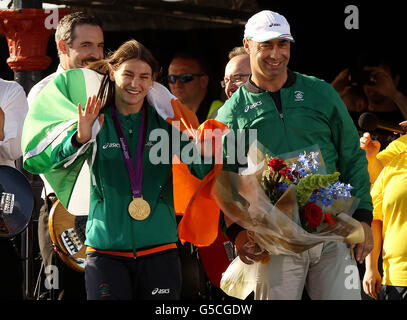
top-left (215, 146), bottom-right (365, 299)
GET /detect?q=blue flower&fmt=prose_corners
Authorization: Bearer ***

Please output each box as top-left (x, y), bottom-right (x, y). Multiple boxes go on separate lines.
top-left (296, 151), bottom-right (321, 177)
top-left (277, 182), bottom-right (289, 192)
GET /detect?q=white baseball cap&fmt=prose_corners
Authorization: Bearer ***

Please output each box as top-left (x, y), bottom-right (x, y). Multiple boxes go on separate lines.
top-left (244, 10), bottom-right (294, 43)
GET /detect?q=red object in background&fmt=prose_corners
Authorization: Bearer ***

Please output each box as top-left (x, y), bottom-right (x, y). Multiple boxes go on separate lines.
top-left (198, 227), bottom-right (234, 288)
top-left (0, 9), bottom-right (69, 71)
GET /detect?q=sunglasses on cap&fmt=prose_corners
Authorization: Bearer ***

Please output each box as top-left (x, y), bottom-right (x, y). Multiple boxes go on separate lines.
top-left (168, 73), bottom-right (204, 84)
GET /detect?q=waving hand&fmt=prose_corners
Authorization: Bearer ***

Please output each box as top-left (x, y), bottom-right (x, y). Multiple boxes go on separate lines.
top-left (76, 95), bottom-right (104, 144)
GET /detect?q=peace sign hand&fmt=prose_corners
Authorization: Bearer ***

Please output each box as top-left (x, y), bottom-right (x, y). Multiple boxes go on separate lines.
top-left (77, 95), bottom-right (104, 144)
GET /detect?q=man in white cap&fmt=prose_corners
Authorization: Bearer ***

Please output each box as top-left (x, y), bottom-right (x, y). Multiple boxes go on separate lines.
top-left (216, 10), bottom-right (374, 300)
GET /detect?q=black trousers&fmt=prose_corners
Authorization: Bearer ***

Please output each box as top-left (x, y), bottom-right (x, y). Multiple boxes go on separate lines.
top-left (85, 249), bottom-right (182, 300)
top-left (380, 285), bottom-right (407, 300)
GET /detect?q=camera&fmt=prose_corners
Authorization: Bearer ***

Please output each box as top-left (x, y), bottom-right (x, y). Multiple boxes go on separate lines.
top-left (349, 69), bottom-right (375, 86)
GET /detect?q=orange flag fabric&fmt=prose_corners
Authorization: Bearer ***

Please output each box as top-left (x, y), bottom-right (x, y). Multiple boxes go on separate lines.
top-left (168, 100), bottom-right (228, 247)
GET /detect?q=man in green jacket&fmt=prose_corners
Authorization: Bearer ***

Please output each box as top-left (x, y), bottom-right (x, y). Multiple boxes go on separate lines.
top-left (216, 10), bottom-right (373, 300)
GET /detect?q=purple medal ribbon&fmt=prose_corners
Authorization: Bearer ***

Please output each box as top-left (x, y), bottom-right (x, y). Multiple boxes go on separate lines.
top-left (111, 103), bottom-right (148, 199)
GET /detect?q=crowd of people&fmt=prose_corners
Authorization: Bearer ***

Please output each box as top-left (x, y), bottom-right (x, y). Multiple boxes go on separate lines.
top-left (1, 8), bottom-right (406, 301)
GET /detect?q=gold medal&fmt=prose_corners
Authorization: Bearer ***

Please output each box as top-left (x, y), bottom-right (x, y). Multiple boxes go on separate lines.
top-left (128, 197), bottom-right (151, 221)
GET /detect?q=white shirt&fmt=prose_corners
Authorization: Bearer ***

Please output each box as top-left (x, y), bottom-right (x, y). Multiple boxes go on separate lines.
top-left (27, 65), bottom-right (65, 106)
top-left (27, 65), bottom-right (65, 196)
top-left (0, 78), bottom-right (29, 168)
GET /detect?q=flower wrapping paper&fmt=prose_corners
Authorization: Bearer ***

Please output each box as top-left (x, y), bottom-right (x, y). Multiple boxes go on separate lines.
top-left (215, 143), bottom-right (365, 299)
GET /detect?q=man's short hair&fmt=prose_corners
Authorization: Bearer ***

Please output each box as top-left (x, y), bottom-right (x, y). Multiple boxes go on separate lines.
top-left (228, 46), bottom-right (248, 60)
top-left (55, 11), bottom-right (103, 48)
top-left (170, 52), bottom-right (209, 75)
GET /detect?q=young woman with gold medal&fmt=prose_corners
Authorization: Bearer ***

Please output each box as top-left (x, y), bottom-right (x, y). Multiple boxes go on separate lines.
top-left (70, 40), bottom-right (215, 300)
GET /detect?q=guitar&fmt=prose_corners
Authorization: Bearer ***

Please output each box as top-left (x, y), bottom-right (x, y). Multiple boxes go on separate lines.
top-left (48, 200), bottom-right (86, 272)
top-left (0, 165), bottom-right (34, 238)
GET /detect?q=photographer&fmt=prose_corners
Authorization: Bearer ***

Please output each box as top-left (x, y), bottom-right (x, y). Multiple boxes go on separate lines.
top-left (332, 55), bottom-right (407, 149)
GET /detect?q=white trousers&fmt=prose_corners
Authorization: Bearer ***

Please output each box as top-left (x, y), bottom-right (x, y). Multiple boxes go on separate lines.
top-left (255, 242), bottom-right (361, 300)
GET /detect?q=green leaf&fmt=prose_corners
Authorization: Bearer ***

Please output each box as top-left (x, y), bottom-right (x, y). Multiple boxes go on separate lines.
top-left (295, 172), bottom-right (340, 207)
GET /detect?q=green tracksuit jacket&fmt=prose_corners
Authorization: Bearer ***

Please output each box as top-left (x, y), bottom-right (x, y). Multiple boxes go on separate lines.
top-left (216, 70), bottom-right (372, 224)
top-left (53, 104), bottom-right (213, 251)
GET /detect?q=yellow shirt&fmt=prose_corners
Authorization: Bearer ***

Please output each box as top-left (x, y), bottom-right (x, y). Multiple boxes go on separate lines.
top-left (371, 134), bottom-right (407, 286)
top-left (207, 100), bottom-right (223, 119)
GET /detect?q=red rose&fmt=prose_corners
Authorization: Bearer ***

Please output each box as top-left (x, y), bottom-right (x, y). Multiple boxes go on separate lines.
top-left (268, 158), bottom-right (286, 172)
top-left (303, 203), bottom-right (324, 229)
top-left (324, 213), bottom-right (334, 226)
top-left (279, 167), bottom-right (294, 181)
top-left (280, 167), bottom-right (290, 176)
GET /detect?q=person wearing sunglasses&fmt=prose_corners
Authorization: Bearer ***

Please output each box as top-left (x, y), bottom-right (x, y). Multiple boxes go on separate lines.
top-left (167, 53), bottom-right (224, 299)
top-left (168, 53), bottom-right (222, 123)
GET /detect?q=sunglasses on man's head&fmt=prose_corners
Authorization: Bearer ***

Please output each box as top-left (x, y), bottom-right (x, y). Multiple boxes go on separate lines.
top-left (167, 73), bottom-right (204, 84)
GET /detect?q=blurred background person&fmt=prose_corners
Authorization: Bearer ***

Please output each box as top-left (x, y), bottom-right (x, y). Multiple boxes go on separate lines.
top-left (332, 53), bottom-right (407, 149)
top-left (210, 46), bottom-right (250, 119)
top-left (168, 53), bottom-right (222, 123)
top-left (222, 47), bottom-right (250, 99)
top-left (0, 77), bottom-right (29, 299)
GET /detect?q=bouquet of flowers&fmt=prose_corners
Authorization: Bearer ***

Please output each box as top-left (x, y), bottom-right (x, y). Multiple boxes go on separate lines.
top-left (262, 151), bottom-right (353, 233)
top-left (214, 144), bottom-right (365, 299)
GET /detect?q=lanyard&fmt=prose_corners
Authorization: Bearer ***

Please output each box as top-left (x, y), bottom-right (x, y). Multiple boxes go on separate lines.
top-left (110, 103), bottom-right (148, 199)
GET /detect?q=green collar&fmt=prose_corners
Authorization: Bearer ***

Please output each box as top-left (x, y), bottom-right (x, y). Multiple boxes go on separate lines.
top-left (244, 69), bottom-right (297, 93)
